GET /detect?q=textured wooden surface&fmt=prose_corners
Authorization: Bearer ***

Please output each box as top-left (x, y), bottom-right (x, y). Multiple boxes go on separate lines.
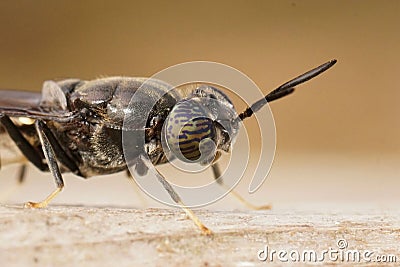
top-left (0, 205), bottom-right (399, 266)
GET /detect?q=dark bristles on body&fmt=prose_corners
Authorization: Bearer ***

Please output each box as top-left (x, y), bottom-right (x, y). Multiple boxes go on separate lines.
top-left (237, 59), bottom-right (337, 121)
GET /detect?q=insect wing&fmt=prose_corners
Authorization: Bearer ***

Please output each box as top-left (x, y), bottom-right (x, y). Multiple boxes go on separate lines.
top-left (0, 90), bottom-right (41, 110)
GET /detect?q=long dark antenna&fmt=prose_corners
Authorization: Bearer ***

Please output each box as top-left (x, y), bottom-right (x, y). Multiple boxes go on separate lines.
top-left (237, 59), bottom-right (337, 121)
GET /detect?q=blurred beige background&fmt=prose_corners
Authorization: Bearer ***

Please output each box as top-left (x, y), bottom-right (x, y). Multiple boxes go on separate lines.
top-left (0, 1), bottom-right (399, 209)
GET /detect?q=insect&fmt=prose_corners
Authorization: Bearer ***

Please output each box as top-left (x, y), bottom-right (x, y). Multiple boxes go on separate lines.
top-left (0, 59), bottom-right (336, 235)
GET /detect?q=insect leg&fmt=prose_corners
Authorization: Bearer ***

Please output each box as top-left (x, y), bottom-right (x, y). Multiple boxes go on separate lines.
top-left (125, 170), bottom-right (147, 206)
top-left (0, 115), bottom-right (47, 171)
top-left (211, 163), bottom-right (271, 210)
top-left (139, 156), bottom-right (212, 235)
top-left (24, 120), bottom-right (64, 208)
top-left (39, 120), bottom-right (82, 176)
top-left (17, 164), bottom-right (27, 183)
top-left (157, 171), bottom-right (212, 235)
top-left (0, 164), bottom-right (28, 202)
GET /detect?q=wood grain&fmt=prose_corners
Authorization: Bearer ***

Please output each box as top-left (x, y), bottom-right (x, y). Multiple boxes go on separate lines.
top-left (0, 205), bottom-right (399, 266)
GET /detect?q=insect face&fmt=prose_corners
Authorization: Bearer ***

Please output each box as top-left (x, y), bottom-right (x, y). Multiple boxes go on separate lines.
top-left (163, 85), bottom-right (240, 166)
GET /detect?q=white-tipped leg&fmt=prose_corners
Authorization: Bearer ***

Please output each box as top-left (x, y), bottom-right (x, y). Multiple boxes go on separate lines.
top-left (212, 163), bottom-right (271, 210)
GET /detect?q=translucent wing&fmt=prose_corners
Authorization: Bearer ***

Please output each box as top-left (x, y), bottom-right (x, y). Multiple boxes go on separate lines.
top-left (0, 90), bottom-right (75, 121)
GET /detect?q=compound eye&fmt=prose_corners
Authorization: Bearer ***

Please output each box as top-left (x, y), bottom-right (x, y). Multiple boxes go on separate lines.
top-left (164, 100), bottom-right (217, 164)
top-left (177, 117), bottom-right (215, 161)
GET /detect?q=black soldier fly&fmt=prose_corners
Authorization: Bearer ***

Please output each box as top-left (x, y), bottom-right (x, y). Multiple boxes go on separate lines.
top-left (0, 60), bottom-right (337, 235)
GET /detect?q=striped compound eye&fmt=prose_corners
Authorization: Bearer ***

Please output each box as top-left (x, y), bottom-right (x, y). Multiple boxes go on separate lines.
top-left (163, 99), bottom-right (217, 165)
